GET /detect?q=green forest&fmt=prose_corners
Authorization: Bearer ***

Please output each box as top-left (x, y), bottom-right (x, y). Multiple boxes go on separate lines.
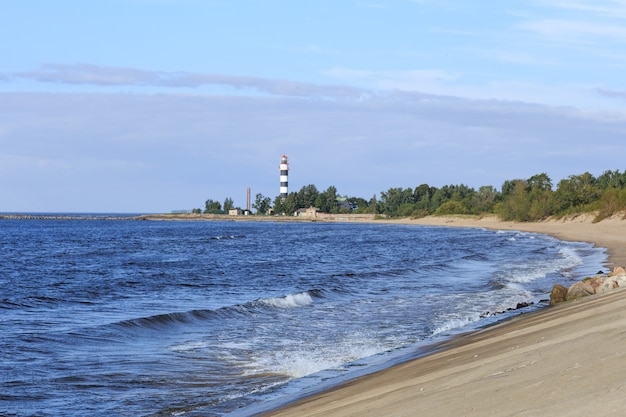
top-left (199, 169), bottom-right (626, 223)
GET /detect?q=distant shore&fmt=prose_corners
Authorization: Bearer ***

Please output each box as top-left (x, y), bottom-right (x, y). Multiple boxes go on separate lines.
top-left (261, 212), bottom-right (626, 417)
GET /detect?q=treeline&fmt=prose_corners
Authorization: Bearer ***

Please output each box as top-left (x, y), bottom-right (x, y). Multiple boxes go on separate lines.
top-left (197, 169), bottom-right (626, 222)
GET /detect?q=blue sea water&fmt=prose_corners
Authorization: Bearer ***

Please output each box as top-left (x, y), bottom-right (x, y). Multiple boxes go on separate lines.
top-left (0, 219), bottom-right (607, 416)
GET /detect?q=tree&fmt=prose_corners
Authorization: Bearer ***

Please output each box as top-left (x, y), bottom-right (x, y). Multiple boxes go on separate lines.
top-left (368, 194), bottom-right (378, 214)
top-left (204, 199), bottom-right (222, 214)
top-left (379, 187), bottom-right (413, 216)
top-left (595, 188), bottom-right (626, 221)
top-left (597, 169), bottom-right (626, 190)
top-left (501, 179), bottom-right (524, 198)
top-left (223, 197), bottom-right (234, 212)
top-left (527, 173), bottom-right (553, 220)
top-left (316, 185), bottom-right (338, 212)
top-left (252, 193), bottom-right (272, 215)
top-left (413, 184), bottom-right (436, 213)
top-left (527, 173), bottom-right (552, 192)
top-left (553, 172), bottom-right (599, 213)
top-left (397, 203), bottom-right (417, 217)
top-left (450, 184), bottom-right (474, 202)
top-left (471, 185), bottom-right (498, 214)
top-left (497, 180), bottom-right (530, 221)
top-left (273, 193), bottom-right (297, 215)
top-left (430, 187), bottom-right (450, 212)
top-left (435, 200), bottom-right (467, 215)
top-left (296, 184), bottom-right (319, 209)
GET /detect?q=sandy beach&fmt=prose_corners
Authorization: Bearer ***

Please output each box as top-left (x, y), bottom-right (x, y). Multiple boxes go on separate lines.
top-left (264, 214), bottom-right (626, 417)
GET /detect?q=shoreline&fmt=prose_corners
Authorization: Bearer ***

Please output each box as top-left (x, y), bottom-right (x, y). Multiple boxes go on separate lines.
top-left (263, 289), bottom-right (626, 417)
top-left (260, 213), bottom-right (626, 417)
top-left (384, 214), bottom-right (626, 268)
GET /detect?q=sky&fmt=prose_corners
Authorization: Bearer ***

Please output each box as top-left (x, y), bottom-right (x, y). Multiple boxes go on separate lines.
top-left (1, 0), bottom-right (626, 213)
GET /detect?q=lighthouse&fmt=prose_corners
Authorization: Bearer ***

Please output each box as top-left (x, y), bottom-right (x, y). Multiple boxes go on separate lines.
top-left (279, 155), bottom-right (289, 197)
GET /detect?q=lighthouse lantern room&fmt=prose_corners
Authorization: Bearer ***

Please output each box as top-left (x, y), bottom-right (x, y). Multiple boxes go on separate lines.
top-left (279, 155), bottom-right (289, 197)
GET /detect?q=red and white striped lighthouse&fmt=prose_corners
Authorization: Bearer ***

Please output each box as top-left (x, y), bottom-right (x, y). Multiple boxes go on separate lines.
top-left (279, 155), bottom-right (289, 197)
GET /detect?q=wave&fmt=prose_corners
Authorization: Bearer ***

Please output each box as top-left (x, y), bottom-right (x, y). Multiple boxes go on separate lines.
top-left (558, 246), bottom-right (584, 270)
top-left (111, 289), bottom-right (323, 332)
top-left (329, 267), bottom-right (420, 283)
top-left (491, 237), bottom-right (584, 288)
top-left (491, 243), bottom-right (584, 286)
top-left (258, 291), bottom-right (315, 309)
top-left (244, 329), bottom-right (388, 379)
top-left (0, 299), bottom-right (34, 309)
top-left (113, 309), bottom-right (215, 330)
top-left (430, 312), bottom-right (483, 337)
top-left (210, 235), bottom-right (245, 240)
top-left (429, 298), bottom-right (535, 338)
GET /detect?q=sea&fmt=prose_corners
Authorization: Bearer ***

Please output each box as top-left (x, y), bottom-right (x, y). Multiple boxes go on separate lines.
top-left (0, 217), bottom-right (608, 417)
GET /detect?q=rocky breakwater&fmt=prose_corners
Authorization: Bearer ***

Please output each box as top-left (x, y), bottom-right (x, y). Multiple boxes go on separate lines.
top-left (550, 267), bottom-right (626, 305)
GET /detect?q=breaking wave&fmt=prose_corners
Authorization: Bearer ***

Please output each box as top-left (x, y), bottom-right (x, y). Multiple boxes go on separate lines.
top-left (111, 290), bottom-right (322, 332)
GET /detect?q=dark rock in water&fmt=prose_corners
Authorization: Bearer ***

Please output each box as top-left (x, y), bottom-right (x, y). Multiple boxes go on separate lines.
top-left (480, 301), bottom-right (535, 318)
top-left (550, 284), bottom-right (568, 305)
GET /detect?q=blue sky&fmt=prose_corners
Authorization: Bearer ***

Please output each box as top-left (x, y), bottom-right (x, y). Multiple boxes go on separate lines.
top-left (2, 0), bottom-right (626, 212)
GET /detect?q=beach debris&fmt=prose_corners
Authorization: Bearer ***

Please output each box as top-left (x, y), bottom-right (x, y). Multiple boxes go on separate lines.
top-left (550, 267), bottom-right (626, 305)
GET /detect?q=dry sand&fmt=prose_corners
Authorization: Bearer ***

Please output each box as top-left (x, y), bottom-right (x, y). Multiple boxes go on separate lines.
top-left (263, 214), bottom-right (626, 417)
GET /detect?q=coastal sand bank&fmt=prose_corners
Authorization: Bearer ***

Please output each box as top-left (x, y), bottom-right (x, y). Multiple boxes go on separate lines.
top-left (263, 214), bottom-right (626, 417)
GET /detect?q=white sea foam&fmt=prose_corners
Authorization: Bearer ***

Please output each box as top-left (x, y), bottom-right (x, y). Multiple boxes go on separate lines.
top-left (168, 340), bottom-right (210, 353)
top-left (260, 292), bottom-right (314, 309)
top-left (492, 239), bottom-right (577, 285)
top-left (503, 265), bottom-right (552, 283)
top-left (274, 351), bottom-right (343, 378)
top-left (431, 313), bottom-right (482, 336)
top-left (245, 332), bottom-right (387, 379)
top-left (559, 247), bottom-right (583, 269)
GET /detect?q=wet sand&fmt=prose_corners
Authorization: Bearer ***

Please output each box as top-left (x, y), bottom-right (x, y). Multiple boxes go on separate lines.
top-left (263, 214), bottom-right (626, 417)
